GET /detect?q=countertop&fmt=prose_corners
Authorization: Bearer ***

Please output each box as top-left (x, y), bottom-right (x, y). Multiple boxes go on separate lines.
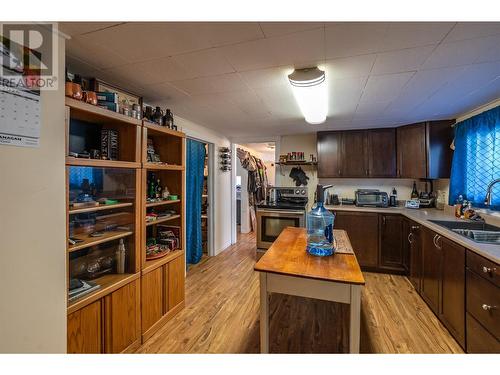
top-left (254, 227), bottom-right (365, 285)
top-left (324, 205), bottom-right (500, 264)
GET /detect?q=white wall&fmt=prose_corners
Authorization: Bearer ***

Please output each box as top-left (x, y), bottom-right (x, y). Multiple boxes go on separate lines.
top-left (277, 132), bottom-right (429, 207)
top-left (0, 35), bottom-right (66, 353)
top-left (175, 116), bottom-right (232, 255)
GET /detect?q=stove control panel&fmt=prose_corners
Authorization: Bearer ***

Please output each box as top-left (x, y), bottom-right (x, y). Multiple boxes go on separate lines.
top-left (277, 187), bottom-right (308, 198)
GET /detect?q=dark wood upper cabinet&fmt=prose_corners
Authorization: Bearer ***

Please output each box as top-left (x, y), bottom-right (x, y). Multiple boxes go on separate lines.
top-left (341, 130), bottom-right (368, 177)
top-left (426, 120), bottom-right (455, 179)
top-left (317, 128), bottom-right (396, 178)
top-left (397, 123), bottom-right (427, 178)
top-left (317, 131), bottom-right (342, 178)
top-left (367, 128), bottom-right (397, 177)
top-left (396, 120), bottom-right (454, 179)
top-left (440, 237), bottom-right (465, 348)
top-left (379, 214), bottom-right (405, 272)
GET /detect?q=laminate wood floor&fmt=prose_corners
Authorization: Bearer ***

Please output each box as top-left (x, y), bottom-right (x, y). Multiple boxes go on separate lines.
top-left (136, 232), bottom-right (464, 354)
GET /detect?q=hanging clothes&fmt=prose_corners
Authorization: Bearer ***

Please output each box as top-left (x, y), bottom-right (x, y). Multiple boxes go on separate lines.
top-left (237, 148), bottom-right (269, 204)
top-left (186, 139), bottom-right (206, 265)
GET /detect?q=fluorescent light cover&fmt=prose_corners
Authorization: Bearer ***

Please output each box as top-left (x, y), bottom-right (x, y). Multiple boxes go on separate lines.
top-left (288, 67), bottom-right (327, 124)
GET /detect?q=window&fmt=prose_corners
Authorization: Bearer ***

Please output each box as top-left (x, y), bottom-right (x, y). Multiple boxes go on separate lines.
top-left (449, 106), bottom-right (500, 210)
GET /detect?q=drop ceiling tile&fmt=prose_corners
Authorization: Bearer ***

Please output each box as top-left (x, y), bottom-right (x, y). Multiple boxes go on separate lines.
top-left (59, 22), bottom-right (123, 37)
top-left (444, 22), bottom-right (500, 43)
top-left (170, 73), bottom-right (250, 95)
top-left (66, 37), bottom-right (130, 69)
top-left (259, 22), bottom-right (323, 38)
top-left (104, 57), bottom-right (193, 86)
top-left (172, 48), bottom-right (235, 78)
top-left (142, 82), bottom-right (191, 104)
top-left (361, 72), bottom-right (415, 102)
top-left (421, 36), bottom-right (497, 70)
top-left (239, 66), bottom-right (292, 89)
top-left (380, 22), bottom-right (453, 51)
top-left (325, 23), bottom-right (388, 59)
top-left (324, 54), bottom-right (376, 79)
top-left (384, 66), bottom-right (466, 117)
top-left (220, 28), bottom-right (325, 71)
top-left (371, 45), bottom-right (436, 75)
top-left (255, 84), bottom-right (302, 119)
top-left (199, 22), bottom-right (264, 46)
top-left (474, 34), bottom-right (500, 63)
top-left (77, 22), bottom-right (214, 64)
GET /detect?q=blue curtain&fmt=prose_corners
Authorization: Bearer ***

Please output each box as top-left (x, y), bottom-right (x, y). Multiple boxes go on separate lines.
top-left (449, 106), bottom-right (500, 210)
top-left (186, 139), bottom-right (206, 264)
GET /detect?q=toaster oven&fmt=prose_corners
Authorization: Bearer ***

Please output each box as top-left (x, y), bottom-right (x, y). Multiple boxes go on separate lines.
top-left (355, 190), bottom-right (389, 208)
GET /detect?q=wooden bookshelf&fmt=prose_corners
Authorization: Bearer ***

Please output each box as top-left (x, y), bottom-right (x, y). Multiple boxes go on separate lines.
top-left (66, 97), bottom-right (141, 127)
top-left (68, 230), bottom-right (134, 253)
top-left (145, 214), bottom-right (181, 227)
top-left (66, 157), bottom-right (141, 169)
top-left (65, 99), bottom-right (142, 354)
top-left (67, 272), bottom-right (140, 315)
top-left (142, 249), bottom-right (184, 275)
top-left (140, 124), bottom-right (186, 341)
top-left (143, 162), bottom-right (184, 171)
top-left (145, 199), bottom-right (181, 208)
top-left (69, 202), bottom-right (133, 215)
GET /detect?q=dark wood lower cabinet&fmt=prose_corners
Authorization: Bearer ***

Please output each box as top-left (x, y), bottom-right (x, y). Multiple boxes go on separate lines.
top-left (408, 222), bottom-right (422, 292)
top-left (466, 313), bottom-right (500, 353)
top-left (333, 211), bottom-right (379, 268)
top-left (420, 228), bottom-right (441, 314)
top-left (380, 214), bottom-right (405, 272)
top-left (440, 237), bottom-right (465, 348)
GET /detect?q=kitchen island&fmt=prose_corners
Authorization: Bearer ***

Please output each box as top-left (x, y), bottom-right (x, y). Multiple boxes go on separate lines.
top-left (254, 227), bottom-right (365, 353)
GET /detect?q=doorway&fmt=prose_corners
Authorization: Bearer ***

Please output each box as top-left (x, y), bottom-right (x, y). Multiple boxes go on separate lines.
top-left (235, 142), bottom-right (276, 237)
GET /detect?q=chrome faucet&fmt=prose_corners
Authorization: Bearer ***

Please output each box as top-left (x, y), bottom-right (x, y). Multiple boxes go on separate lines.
top-left (484, 178), bottom-right (500, 206)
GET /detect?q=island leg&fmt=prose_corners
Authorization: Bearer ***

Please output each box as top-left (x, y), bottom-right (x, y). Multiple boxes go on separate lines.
top-left (349, 285), bottom-right (361, 353)
top-left (260, 272), bottom-right (269, 353)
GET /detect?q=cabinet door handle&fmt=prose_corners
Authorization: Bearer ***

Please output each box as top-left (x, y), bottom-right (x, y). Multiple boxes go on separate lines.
top-left (338, 169), bottom-right (341, 176)
top-left (411, 225), bottom-right (420, 231)
top-left (482, 266), bottom-right (496, 274)
top-left (382, 216), bottom-right (386, 225)
top-left (433, 234), bottom-right (440, 249)
top-left (436, 235), bottom-right (442, 249)
top-left (365, 169), bottom-right (369, 176)
top-left (482, 304), bottom-right (496, 311)
top-left (408, 232), bottom-right (414, 244)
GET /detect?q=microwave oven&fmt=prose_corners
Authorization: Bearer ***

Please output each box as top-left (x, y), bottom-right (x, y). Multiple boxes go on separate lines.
top-left (355, 190), bottom-right (389, 208)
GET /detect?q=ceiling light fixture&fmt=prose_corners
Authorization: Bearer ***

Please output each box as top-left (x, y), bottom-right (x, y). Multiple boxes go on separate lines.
top-left (288, 67), bottom-right (327, 125)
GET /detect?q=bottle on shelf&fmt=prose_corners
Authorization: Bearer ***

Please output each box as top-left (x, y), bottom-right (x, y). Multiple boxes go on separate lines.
top-left (148, 174), bottom-right (156, 199)
top-left (152, 106), bottom-right (163, 126)
top-left (306, 184), bottom-right (335, 257)
top-left (156, 178), bottom-right (162, 199)
top-left (410, 181), bottom-right (419, 199)
top-left (116, 239), bottom-right (126, 274)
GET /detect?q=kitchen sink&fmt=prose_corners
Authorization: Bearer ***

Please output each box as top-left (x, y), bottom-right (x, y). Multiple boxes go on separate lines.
top-left (429, 220), bottom-right (500, 244)
top-left (451, 229), bottom-right (500, 244)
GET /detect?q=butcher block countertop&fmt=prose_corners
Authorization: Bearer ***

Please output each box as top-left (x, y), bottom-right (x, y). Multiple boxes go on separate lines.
top-left (254, 227), bottom-right (365, 285)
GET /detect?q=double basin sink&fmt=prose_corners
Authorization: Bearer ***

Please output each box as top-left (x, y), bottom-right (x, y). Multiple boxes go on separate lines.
top-left (429, 220), bottom-right (500, 244)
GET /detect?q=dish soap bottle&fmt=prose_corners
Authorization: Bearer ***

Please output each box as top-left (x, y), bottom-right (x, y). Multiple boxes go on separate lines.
top-left (306, 184), bottom-right (335, 256)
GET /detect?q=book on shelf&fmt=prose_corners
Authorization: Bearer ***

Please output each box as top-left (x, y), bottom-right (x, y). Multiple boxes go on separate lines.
top-left (96, 92), bottom-right (119, 103)
top-left (68, 280), bottom-right (101, 302)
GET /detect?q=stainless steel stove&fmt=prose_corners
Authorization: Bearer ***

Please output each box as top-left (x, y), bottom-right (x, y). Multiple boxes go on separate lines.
top-left (256, 187), bottom-right (308, 253)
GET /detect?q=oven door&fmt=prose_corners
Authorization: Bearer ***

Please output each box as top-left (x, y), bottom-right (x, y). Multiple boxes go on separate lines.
top-left (256, 209), bottom-right (305, 251)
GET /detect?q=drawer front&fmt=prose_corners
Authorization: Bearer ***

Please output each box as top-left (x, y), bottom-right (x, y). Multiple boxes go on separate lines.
top-left (466, 250), bottom-right (499, 287)
top-left (466, 313), bottom-right (500, 353)
top-left (466, 269), bottom-right (499, 340)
